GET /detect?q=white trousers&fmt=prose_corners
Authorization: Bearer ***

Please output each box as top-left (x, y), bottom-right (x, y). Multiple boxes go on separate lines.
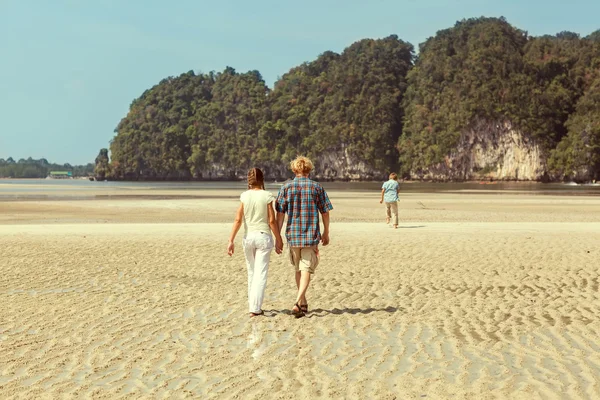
top-left (243, 231), bottom-right (273, 313)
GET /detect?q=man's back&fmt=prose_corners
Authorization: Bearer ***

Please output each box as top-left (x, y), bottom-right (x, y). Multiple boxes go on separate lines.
top-left (276, 177), bottom-right (332, 247)
top-left (276, 156), bottom-right (333, 318)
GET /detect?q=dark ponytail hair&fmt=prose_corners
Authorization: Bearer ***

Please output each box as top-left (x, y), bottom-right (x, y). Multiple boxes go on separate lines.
top-left (247, 168), bottom-right (265, 189)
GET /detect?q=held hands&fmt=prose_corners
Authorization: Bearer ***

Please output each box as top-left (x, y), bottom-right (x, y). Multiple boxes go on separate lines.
top-left (228, 238), bottom-right (284, 256)
top-left (275, 236), bottom-right (284, 255)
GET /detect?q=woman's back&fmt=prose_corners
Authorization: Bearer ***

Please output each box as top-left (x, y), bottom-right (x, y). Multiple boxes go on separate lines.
top-left (240, 189), bottom-right (274, 234)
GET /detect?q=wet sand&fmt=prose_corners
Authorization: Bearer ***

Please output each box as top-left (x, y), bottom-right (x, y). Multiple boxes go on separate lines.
top-left (1, 186), bottom-right (600, 399)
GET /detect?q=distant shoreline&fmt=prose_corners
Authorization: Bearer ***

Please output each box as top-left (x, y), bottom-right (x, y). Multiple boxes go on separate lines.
top-left (1, 177), bottom-right (598, 188)
top-left (0, 177), bottom-right (566, 183)
top-left (0, 177), bottom-right (594, 184)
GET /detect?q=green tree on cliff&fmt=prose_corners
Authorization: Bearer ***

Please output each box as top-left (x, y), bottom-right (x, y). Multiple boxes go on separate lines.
top-left (267, 36), bottom-right (413, 173)
top-left (398, 17), bottom-right (600, 178)
top-left (109, 36), bottom-right (413, 179)
top-left (94, 148), bottom-right (111, 180)
top-left (107, 18), bottom-right (600, 181)
top-left (399, 17), bottom-right (540, 174)
top-left (587, 30), bottom-right (600, 42)
top-left (549, 78), bottom-right (600, 180)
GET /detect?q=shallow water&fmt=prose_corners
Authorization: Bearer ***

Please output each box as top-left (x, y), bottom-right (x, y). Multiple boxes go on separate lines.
top-left (1, 179), bottom-right (599, 197)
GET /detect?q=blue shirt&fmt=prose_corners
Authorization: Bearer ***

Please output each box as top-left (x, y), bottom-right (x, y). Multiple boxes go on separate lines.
top-left (275, 177), bottom-right (333, 247)
top-left (382, 179), bottom-right (399, 202)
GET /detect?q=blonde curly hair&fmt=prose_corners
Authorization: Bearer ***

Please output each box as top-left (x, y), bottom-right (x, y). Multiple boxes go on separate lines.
top-left (290, 156), bottom-right (314, 175)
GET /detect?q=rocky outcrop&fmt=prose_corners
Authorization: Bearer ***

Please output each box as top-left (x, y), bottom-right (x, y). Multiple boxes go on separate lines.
top-left (117, 120), bottom-right (552, 182)
top-left (311, 147), bottom-right (384, 181)
top-left (565, 167), bottom-right (594, 183)
top-left (412, 120), bottom-right (548, 181)
top-left (189, 146), bottom-right (385, 181)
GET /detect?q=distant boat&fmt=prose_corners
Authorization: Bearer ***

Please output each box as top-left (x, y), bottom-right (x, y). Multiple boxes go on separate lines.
top-left (47, 171), bottom-right (73, 179)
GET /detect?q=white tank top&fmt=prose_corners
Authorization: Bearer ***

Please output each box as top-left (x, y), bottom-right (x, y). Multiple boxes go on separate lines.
top-left (240, 189), bottom-right (275, 235)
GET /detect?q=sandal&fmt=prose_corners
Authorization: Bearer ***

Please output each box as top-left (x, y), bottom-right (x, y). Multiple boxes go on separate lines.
top-left (249, 310), bottom-right (264, 318)
top-left (300, 303), bottom-right (308, 314)
top-left (291, 302), bottom-right (305, 318)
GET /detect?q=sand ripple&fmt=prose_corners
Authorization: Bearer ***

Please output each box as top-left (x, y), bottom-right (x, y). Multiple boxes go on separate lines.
top-left (1, 222), bottom-right (599, 399)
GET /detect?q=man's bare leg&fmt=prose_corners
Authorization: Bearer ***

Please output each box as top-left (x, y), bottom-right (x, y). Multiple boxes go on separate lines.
top-left (295, 271), bottom-right (311, 306)
top-left (295, 271), bottom-right (307, 306)
top-left (295, 270), bottom-right (301, 289)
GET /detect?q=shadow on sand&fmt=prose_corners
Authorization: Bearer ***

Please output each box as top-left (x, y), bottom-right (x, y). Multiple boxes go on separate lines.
top-left (263, 306), bottom-right (402, 318)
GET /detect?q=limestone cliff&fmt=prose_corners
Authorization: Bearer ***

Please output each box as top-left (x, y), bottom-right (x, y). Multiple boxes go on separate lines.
top-left (192, 146), bottom-right (385, 181)
top-left (129, 120), bottom-right (551, 182)
top-left (411, 120), bottom-right (548, 181)
top-left (310, 147), bottom-right (385, 181)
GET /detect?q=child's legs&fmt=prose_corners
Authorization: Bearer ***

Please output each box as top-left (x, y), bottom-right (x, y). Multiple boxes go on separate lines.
top-left (385, 203), bottom-right (392, 219)
top-left (390, 202), bottom-right (399, 225)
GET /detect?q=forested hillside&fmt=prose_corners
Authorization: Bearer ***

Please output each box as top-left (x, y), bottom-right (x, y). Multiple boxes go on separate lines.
top-left (105, 17), bottom-right (600, 182)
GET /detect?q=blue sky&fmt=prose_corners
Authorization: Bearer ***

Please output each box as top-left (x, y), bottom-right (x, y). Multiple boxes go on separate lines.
top-left (0, 0), bottom-right (598, 165)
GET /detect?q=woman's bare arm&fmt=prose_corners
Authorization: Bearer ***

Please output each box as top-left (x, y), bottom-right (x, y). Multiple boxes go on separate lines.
top-left (227, 203), bottom-right (244, 256)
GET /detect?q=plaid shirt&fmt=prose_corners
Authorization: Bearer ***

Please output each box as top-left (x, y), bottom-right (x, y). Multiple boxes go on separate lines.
top-left (275, 177), bottom-right (333, 247)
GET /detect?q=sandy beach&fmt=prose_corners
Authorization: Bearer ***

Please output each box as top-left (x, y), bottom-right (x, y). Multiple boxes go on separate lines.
top-left (1, 184), bottom-right (600, 399)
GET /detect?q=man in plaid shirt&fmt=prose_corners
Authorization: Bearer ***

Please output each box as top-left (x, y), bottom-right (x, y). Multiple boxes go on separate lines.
top-left (276, 156), bottom-right (333, 318)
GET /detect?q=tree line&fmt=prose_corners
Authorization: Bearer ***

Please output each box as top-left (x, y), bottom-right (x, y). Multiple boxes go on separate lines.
top-left (100, 17), bottom-right (600, 182)
top-left (0, 157), bottom-right (94, 179)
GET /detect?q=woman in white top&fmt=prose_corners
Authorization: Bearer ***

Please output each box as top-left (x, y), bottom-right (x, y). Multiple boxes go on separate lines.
top-left (227, 168), bottom-right (283, 317)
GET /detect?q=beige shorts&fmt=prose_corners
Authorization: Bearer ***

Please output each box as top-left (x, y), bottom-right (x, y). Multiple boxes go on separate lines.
top-left (289, 246), bottom-right (319, 274)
